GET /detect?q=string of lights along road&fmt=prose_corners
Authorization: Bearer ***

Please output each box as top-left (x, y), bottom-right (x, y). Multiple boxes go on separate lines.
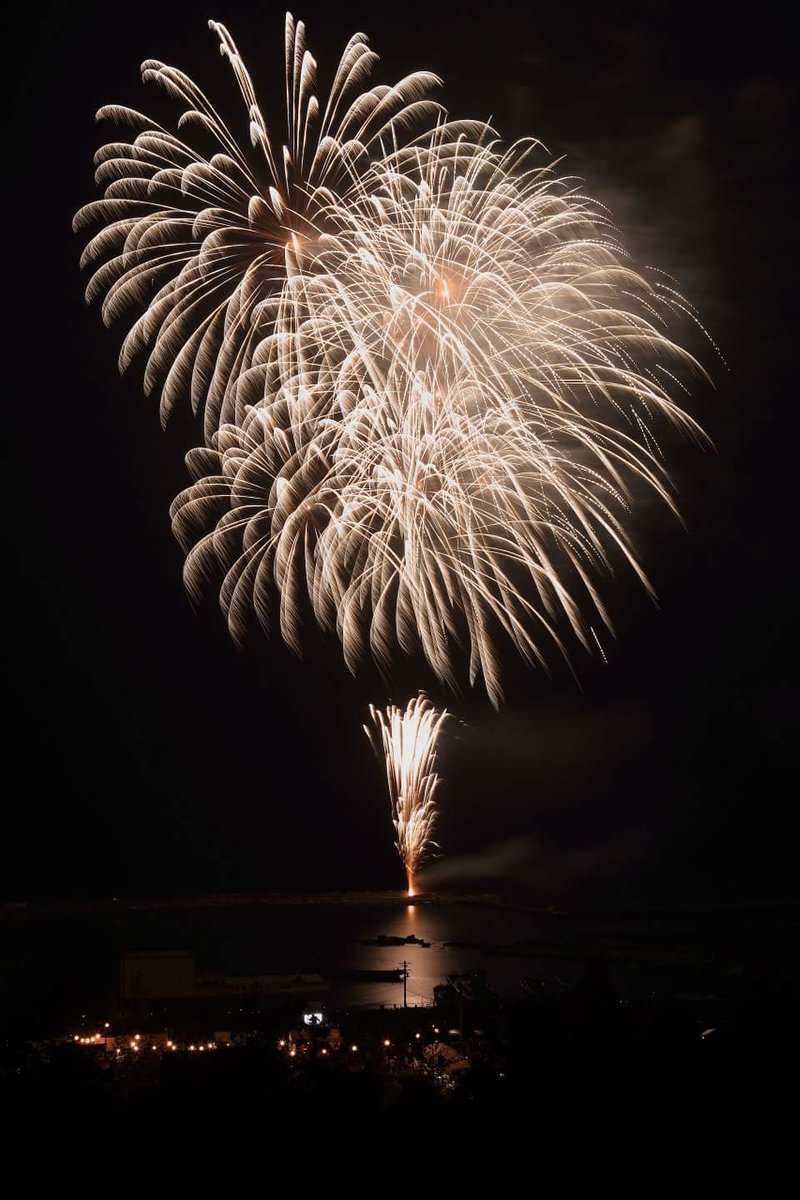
top-left (75, 13), bottom-right (708, 888)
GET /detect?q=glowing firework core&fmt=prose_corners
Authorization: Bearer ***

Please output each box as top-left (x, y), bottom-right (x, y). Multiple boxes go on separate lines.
top-left (365, 695), bottom-right (449, 895)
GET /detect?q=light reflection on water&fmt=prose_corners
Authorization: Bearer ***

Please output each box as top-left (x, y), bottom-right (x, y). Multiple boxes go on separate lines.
top-left (3, 897), bottom-right (585, 1013)
top-left (7, 897), bottom-right (789, 1018)
top-left (327, 901), bottom-right (580, 1007)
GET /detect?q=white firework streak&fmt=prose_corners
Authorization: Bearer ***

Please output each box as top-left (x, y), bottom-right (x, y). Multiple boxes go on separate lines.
top-left (365, 695), bottom-right (449, 895)
top-left (73, 13), bottom-right (443, 439)
top-left (75, 17), bottom-right (710, 707)
top-left (170, 131), bottom-right (708, 705)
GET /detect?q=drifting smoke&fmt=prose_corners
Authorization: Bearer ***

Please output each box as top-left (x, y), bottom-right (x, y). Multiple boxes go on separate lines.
top-left (418, 828), bottom-right (652, 892)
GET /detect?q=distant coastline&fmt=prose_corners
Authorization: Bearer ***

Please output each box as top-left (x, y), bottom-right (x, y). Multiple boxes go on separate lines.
top-left (3, 891), bottom-right (797, 924)
top-left (0, 890), bottom-right (505, 921)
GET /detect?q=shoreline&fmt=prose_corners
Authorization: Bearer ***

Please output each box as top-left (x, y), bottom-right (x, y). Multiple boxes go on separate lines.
top-left (3, 890), bottom-right (798, 925)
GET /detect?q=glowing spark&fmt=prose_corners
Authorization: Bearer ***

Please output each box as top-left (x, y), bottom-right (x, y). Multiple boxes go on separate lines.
top-left (170, 124), bottom-right (708, 704)
top-left (76, 15), bottom-right (709, 707)
top-left (365, 695), bottom-right (449, 895)
top-left (73, 13), bottom-right (442, 439)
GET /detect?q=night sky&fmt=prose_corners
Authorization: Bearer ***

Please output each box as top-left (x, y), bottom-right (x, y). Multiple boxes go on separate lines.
top-left (5, 1), bottom-right (797, 904)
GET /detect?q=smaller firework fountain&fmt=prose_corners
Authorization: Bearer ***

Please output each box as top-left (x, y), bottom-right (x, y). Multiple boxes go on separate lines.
top-left (365, 694), bottom-right (449, 896)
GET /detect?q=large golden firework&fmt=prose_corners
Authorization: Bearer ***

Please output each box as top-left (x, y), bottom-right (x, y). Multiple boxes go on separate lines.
top-left (76, 15), bottom-right (708, 707)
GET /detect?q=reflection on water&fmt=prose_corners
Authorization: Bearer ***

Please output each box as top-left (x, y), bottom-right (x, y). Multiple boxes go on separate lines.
top-left (331, 902), bottom-right (578, 1007)
top-left (3, 898), bottom-right (584, 1013)
top-left (5, 897), bottom-right (795, 1024)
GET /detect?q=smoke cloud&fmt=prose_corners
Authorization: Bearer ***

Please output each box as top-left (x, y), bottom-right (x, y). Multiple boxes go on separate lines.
top-left (418, 827), bottom-right (653, 891)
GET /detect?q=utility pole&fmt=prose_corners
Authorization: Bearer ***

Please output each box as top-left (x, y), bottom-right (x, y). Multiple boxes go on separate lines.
top-left (401, 960), bottom-right (408, 1009)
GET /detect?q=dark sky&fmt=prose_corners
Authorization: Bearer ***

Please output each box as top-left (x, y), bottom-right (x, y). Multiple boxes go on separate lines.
top-left (4, 1), bottom-right (797, 904)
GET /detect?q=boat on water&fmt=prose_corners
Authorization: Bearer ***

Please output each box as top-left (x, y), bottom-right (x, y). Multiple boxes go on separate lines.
top-left (361, 934), bottom-right (431, 948)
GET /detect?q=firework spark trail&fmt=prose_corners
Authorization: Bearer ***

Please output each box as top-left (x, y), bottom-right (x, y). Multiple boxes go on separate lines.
top-left (75, 16), bottom-right (710, 707)
top-left (365, 695), bottom-right (449, 895)
top-left (170, 132), bottom-right (709, 704)
top-left (72, 13), bottom-right (443, 439)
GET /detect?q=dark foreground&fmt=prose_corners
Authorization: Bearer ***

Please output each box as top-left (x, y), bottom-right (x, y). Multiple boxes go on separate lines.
top-left (2, 895), bottom-right (798, 1113)
top-left (4, 963), bottom-right (798, 1116)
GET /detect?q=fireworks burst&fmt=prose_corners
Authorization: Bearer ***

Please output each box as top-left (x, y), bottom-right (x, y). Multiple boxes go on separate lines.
top-left (73, 13), bottom-right (442, 438)
top-left (365, 695), bottom-right (449, 895)
top-left (75, 14), bottom-right (709, 707)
